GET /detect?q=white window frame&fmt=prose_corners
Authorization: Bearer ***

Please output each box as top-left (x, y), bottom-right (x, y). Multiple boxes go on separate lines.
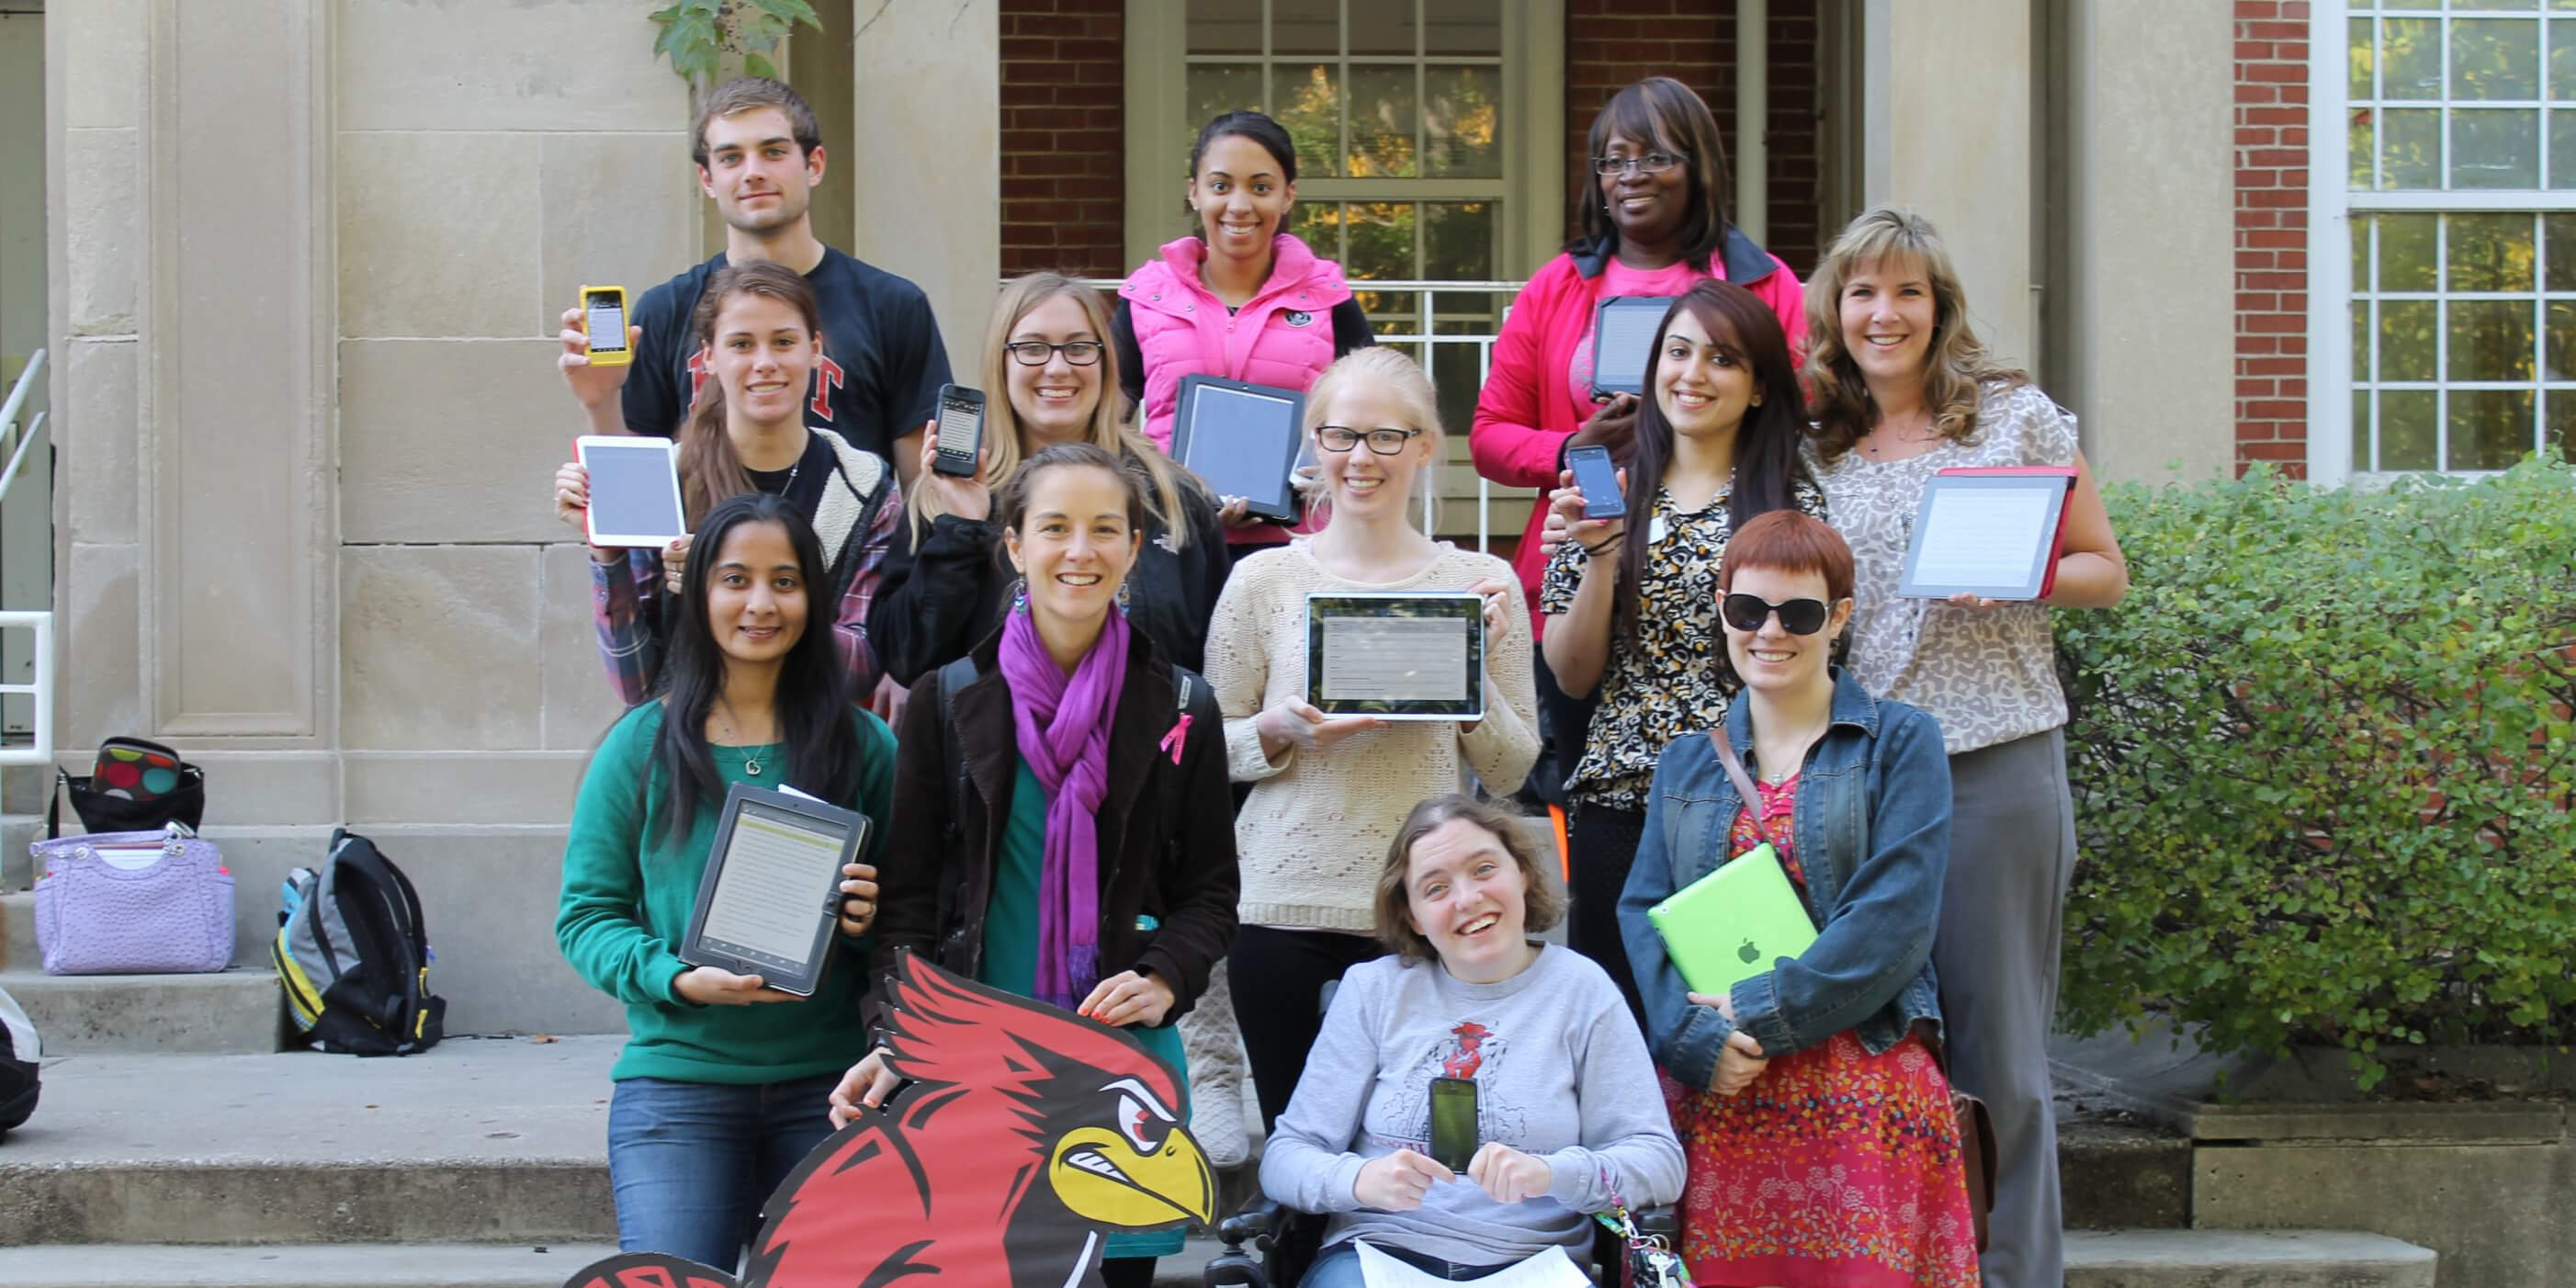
top-left (2309, 0), bottom-right (2576, 485)
top-left (1122, 0), bottom-right (1565, 281)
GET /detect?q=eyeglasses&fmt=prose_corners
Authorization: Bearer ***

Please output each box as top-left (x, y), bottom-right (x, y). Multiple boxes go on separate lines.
top-left (1004, 340), bottom-right (1104, 367)
top-left (1316, 425), bottom-right (1424, 455)
top-left (1592, 152), bottom-right (1684, 177)
top-left (1720, 593), bottom-right (1834, 635)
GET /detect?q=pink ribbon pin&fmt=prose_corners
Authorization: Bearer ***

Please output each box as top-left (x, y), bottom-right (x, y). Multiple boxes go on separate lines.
top-left (1159, 714), bottom-right (1192, 764)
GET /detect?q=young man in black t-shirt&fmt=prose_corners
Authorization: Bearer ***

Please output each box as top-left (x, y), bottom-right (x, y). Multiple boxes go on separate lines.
top-left (556, 77), bottom-right (950, 487)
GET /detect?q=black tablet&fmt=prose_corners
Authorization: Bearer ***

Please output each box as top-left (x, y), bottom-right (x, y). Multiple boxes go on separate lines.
top-left (1170, 375), bottom-right (1307, 523)
top-left (678, 784), bottom-right (873, 998)
top-left (1589, 296), bottom-right (1677, 398)
top-left (1304, 592), bottom-right (1486, 721)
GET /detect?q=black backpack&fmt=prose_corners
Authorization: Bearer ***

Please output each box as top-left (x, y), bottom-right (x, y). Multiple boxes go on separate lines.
top-left (0, 983), bottom-right (37, 1138)
top-left (272, 829), bottom-right (446, 1056)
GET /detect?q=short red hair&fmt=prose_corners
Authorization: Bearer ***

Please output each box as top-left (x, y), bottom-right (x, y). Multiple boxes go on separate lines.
top-left (1719, 510), bottom-right (1856, 603)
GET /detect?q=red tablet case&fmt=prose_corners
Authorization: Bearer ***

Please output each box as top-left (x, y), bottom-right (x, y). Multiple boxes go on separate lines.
top-left (1933, 465), bottom-right (2077, 599)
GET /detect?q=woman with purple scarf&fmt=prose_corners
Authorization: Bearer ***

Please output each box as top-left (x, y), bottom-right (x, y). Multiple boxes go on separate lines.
top-left (832, 442), bottom-right (1241, 1288)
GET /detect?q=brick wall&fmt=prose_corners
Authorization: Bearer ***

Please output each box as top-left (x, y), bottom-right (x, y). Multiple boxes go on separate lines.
top-left (2234, 0), bottom-right (2310, 477)
top-left (1564, 0), bottom-right (1824, 275)
top-left (1000, 0), bottom-right (1126, 279)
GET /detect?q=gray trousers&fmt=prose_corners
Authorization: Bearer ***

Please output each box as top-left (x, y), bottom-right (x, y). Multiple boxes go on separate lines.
top-left (1935, 727), bottom-right (2075, 1288)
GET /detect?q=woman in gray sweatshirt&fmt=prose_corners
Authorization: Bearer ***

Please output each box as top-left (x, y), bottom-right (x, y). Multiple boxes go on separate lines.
top-left (1260, 795), bottom-right (1684, 1286)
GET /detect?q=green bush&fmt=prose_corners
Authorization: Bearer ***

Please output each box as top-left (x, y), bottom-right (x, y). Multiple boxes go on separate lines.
top-left (2054, 458), bottom-right (2576, 1087)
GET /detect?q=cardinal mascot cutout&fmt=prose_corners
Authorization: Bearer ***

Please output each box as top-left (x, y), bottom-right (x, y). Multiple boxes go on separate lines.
top-left (562, 953), bottom-right (1215, 1288)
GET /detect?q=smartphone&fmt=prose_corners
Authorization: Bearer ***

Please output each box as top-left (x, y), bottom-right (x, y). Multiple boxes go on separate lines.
top-left (580, 285), bottom-right (631, 367)
top-left (1429, 1076), bottom-right (1479, 1171)
top-left (1565, 443), bottom-right (1627, 520)
top-left (932, 384), bottom-right (986, 478)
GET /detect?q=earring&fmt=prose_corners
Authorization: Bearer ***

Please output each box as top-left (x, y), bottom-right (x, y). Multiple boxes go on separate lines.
top-left (1116, 580), bottom-right (1132, 615)
top-left (1010, 578), bottom-right (1029, 615)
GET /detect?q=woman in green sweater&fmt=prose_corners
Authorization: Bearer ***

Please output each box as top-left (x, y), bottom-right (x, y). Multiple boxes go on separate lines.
top-left (556, 491), bottom-right (898, 1271)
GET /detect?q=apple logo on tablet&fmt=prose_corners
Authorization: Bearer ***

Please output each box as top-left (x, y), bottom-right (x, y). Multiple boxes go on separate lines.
top-left (1737, 939), bottom-right (1760, 965)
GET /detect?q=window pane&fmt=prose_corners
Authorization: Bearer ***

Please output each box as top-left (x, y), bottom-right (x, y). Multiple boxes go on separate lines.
top-left (2448, 212), bottom-right (2536, 289)
top-left (2352, 113), bottom-right (2378, 187)
top-left (1350, 0), bottom-right (1418, 54)
top-left (1293, 202), bottom-right (1347, 262)
top-left (2452, 18), bottom-right (2542, 99)
top-left (1274, 0), bottom-right (1339, 55)
top-left (1188, 63), bottom-right (1266, 130)
top-left (2551, 390), bottom-right (2576, 464)
top-left (2457, 0), bottom-right (2540, 10)
top-left (1343, 201), bottom-right (1418, 281)
top-left (2384, 18), bottom-right (2445, 99)
top-left (1272, 63), bottom-right (1344, 177)
top-left (1424, 201), bottom-right (1495, 280)
top-left (2551, 18), bottom-right (2576, 99)
top-left (2554, 108), bottom-right (2576, 186)
top-left (2354, 216), bottom-right (2375, 290)
top-left (2548, 212), bottom-right (2576, 288)
top-left (2382, 212), bottom-right (2441, 289)
top-left (2548, 301), bottom-right (2576, 378)
top-left (2447, 299), bottom-right (2536, 380)
top-left (1425, 0), bottom-right (1502, 54)
top-left (1424, 64), bottom-right (1503, 177)
top-left (2356, 299), bottom-right (2375, 379)
top-left (2353, 17), bottom-right (2377, 100)
top-left (2382, 299), bottom-right (2441, 379)
top-left (2452, 108), bottom-right (2542, 186)
top-left (1350, 64), bottom-right (1419, 177)
top-left (2385, 0), bottom-right (2441, 8)
top-left (1188, 0), bottom-right (1261, 54)
top-left (2381, 107), bottom-right (2443, 186)
top-left (2355, 389), bottom-right (2375, 471)
top-left (2448, 388), bottom-right (2535, 469)
top-left (2382, 390), bottom-right (2440, 469)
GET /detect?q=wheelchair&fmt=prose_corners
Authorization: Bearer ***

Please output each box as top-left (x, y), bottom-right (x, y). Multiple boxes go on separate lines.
top-left (1201, 1194), bottom-right (1678, 1287)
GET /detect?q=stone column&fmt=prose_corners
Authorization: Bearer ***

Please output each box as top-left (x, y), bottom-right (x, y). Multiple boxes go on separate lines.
top-left (850, 0), bottom-right (1000, 379)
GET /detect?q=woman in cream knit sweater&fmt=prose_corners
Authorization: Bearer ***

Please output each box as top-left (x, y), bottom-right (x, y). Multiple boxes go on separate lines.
top-left (1203, 346), bottom-right (1541, 1134)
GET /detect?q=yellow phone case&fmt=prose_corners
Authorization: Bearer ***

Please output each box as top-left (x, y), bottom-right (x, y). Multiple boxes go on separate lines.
top-left (580, 284), bottom-right (632, 367)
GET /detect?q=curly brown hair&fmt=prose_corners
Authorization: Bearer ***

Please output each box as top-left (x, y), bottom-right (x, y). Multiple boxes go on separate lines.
top-left (1373, 795), bottom-right (1564, 965)
top-left (1801, 207), bottom-right (2028, 465)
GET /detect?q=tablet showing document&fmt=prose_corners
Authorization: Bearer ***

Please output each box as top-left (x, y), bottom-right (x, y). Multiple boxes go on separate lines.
top-left (575, 435), bottom-right (688, 548)
top-left (1895, 467), bottom-right (2078, 602)
top-left (1170, 375), bottom-right (1307, 523)
top-left (679, 784), bottom-right (872, 998)
top-left (1589, 296), bottom-right (1676, 398)
top-left (1304, 592), bottom-right (1485, 721)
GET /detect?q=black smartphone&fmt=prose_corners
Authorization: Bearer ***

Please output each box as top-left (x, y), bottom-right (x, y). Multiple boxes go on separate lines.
top-left (1565, 443), bottom-right (1627, 520)
top-left (932, 384), bottom-right (986, 478)
top-left (1429, 1076), bottom-right (1478, 1171)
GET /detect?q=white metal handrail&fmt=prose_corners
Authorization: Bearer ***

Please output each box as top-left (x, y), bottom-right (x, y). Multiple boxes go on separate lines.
top-left (0, 348), bottom-right (52, 766)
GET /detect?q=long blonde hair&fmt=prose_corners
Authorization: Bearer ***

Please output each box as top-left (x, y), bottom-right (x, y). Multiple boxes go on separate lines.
top-left (1802, 207), bottom-right (2028, 464)
top-left (1299, 345), bottom-right (1443, 531)
top-left (907, 272), bottom-right (1202, 548)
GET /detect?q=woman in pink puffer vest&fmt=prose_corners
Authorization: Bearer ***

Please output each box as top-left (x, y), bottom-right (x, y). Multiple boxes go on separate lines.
top-left (1113, 110), bottom-right (1375, 552)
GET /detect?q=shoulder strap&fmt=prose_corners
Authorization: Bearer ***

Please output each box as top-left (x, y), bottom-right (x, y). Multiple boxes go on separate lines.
top-left (935, 656), bottom-right (979, 834)
top-left (1707, 726), bottom-right (1778, 849)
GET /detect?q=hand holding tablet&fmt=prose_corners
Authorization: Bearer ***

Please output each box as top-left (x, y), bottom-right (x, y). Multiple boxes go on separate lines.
top-left (678, 784), bottom-right (875, 999)
top-left (574, 435), bottom-right (689, 548)
top-left (1304, 592), bottom-right (1488, 723)
top-left (1895, 467), bottom-right (2080, 603)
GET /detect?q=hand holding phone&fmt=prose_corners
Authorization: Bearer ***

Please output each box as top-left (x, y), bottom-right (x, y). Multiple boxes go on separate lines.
top-left (578, 286), bottom-right (632, 368)
top-left (932, 385), bottom-right (986, 479)
top-left (1565, 444), bottom-right (1628, 521)
top-left (1429, 1075), bottom-right (1480, 1172)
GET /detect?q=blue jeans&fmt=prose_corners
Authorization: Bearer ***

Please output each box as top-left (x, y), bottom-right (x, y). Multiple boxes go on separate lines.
top-left (605, 1072), bottom-right (842, 1271)
top-left (1301, 1241), bottom-right (1521, 1287)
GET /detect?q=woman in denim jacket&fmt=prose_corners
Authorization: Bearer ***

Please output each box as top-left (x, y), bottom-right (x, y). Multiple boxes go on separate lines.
top-left (1617, 511), bottom-right (1977, 1288)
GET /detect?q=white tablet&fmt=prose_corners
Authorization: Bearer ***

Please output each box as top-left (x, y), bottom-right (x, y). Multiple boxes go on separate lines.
top-left (575, 435), bottom-right (688, 548)
top-left (1304, 592), bottom-right (1486, 722)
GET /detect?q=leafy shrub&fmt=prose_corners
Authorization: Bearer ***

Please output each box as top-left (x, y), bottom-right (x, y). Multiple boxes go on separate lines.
top-left (2054, 458), bottom-right (2576, 1087)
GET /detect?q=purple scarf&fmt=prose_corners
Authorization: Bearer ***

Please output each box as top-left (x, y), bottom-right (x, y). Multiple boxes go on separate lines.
top-left (1000, 604), bottom-right (1131, 1011)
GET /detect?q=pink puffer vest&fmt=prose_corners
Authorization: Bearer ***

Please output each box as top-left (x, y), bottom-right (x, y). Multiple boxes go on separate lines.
top-left (1119, 233), bottom-right (1353, 452)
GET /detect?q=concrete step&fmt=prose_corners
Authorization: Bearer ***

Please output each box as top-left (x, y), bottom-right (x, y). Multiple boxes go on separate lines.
top-left (3, 813), bottom-right (43, 891)
top-left (0, 968), bottom-right (282, 1056)
top-left (1, 891), bottom-right (31, 970)
top-left (2062, 1117), bottom-right (2192, 1229)
top-left (2065, 1229), bottom-right (2436, 1288)
top-left (0, 1244), bottom-right (621, 1288)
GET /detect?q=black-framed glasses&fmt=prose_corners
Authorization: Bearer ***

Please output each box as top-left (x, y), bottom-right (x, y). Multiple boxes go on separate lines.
top-left (1004, 340), bottom-right (1104, 367)
top-left (1720, 593), bottom-right (1833, 635)
top-left (1591, 152), bottom-right (1683, 177)
top-left (1316, 425), bottom-right (1424, 455)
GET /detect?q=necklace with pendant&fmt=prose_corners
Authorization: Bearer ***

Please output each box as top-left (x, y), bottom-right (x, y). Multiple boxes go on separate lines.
top-left (716, 701), bottom-right (764, 776)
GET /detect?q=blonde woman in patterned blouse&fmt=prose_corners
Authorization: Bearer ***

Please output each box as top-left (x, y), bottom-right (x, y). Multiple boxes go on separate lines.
top-left (1802, 207), bottom-right (2130, 1288)
top-left (1540, 279), bottom-right (1825, 1022)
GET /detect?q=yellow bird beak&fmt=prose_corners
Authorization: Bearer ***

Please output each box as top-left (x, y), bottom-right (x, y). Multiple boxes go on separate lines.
top-left (1046, 1125), bottom-right (1216, 1228)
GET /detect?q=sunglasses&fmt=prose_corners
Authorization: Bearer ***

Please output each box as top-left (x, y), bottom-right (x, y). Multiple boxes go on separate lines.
top-left (1720, 593), bottom-right (1834, 635)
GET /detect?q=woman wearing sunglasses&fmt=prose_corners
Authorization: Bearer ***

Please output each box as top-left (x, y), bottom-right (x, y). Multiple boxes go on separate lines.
top-left (868, 272), bottom-right (1229, 686)
top-left (1468, 76), bottom-right (1804, 807)
top-left (1539, 279), bottom-right (1823, 1024)
top-left (1617, 510), bottom-right (1978, 1288)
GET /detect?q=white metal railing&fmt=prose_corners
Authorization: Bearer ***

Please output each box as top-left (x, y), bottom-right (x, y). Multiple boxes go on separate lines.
top-left (0, 347), bottom-right (52, 766)
top-left (1073, 278), bottom-right (1533, 553)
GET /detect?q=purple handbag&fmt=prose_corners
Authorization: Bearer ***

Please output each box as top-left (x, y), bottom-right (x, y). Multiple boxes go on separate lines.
top-left (30, 824), bottom-right (234, 975)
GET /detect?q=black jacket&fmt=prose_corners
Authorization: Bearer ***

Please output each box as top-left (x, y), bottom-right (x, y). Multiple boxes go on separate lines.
top-left (866, 477), bottom-right (1231, 686)
top-left (870, 624), bottom-right (1239, 1021)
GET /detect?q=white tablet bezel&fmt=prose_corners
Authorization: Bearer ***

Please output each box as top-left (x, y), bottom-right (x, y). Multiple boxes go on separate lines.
top-left (1303, 591), bottom-right (1486, 722)
top-left (575, 435), bottom-right (689, 548)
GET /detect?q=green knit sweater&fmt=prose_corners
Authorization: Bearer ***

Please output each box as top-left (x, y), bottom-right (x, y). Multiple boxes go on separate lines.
top-left (556, 701), bottom-right (896, 1083)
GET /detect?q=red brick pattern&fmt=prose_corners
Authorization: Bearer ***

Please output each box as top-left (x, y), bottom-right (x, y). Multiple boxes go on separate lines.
top-left (1564, 1), bottom-right (1824, 275)
top-left (1000, 0), bottom-right (1127, 278)
top-left (2235, 0), bottom-right (2311, 476)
